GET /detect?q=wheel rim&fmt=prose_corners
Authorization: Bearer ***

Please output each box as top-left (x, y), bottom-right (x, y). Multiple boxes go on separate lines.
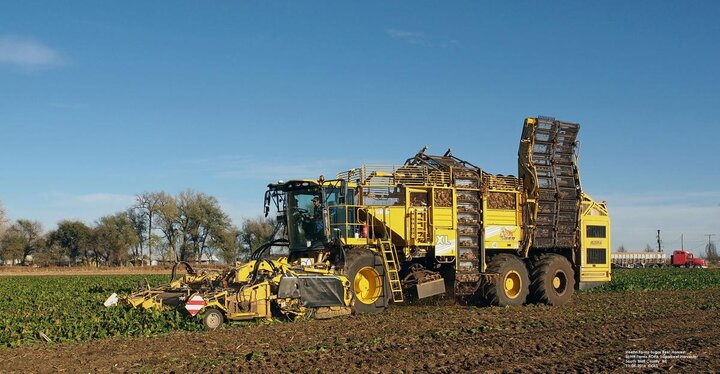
top-left (354, 266), bottom-right (382, 304)
top-left (504, 270), bottom-right (522, 299)
top-left (552, 270), bottom-right (568, 296)
top-left (206, 311), bottom-right (222, 329)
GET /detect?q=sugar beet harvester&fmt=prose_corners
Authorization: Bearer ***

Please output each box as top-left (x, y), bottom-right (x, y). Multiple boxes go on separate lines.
top-left (109, 117), bottom-right (611, 330)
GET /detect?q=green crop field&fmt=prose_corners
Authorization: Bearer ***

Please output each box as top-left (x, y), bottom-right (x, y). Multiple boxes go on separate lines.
top-left (587, 268), bottom-right (720, 292)
top-left (1, 268), bottom-right (719, 348)
top-left (0, 275), bottom-right (203, 348)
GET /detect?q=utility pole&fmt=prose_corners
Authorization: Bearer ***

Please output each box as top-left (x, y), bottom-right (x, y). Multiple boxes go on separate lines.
top-left (656, 230), bottom-right (662, 252)
top-left (707, 234), bottom-right (716, 250)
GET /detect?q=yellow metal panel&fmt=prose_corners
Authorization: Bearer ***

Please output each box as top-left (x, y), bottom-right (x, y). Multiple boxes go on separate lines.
top-left (484, 209), bottom-right (518, 225)
top-left (366, 206), bottom-right (407, 240)
top-left (344, 237), bottom-right (369, 246)
top-left (580, 270), bottom-right (610, 282)
top-left (432, 207), bottom-right (453, 228)
top-left (579, 206), bottom-right (612, 283)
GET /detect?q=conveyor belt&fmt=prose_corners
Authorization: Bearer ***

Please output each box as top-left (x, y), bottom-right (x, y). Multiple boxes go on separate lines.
top-left (519, 117), bottom-right (582, 249)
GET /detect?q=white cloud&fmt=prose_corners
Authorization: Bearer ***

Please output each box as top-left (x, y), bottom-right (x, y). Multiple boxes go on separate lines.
top-left (385, 28), bottom-right (459, 48)
top-left (386, 28), bottom-right (424, 39)
top-left (0, 35), bottom-right (65, 69)
top-left (385, 28), bottom-right (431, 46)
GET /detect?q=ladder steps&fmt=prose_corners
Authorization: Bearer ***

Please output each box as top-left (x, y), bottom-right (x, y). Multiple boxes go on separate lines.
top-left (378, 240), bottom-right (404, 302)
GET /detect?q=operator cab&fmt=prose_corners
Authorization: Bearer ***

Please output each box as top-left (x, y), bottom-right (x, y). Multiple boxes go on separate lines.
top-left (266, 180), bottom-right (326, 252)
top-left (265, 178), bottom-right (358, 259)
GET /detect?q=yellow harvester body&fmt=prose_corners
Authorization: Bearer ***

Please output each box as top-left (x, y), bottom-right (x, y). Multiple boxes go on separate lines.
top-left (115, 116), bottom-right (611, 328)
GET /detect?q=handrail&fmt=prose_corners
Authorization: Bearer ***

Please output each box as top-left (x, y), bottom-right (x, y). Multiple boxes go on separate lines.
top-left (336, 164), bottom-right (451, 187)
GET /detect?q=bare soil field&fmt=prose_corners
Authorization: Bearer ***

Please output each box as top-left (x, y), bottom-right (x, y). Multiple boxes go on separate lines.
top-left (1, 288), bottom-right (718, 373)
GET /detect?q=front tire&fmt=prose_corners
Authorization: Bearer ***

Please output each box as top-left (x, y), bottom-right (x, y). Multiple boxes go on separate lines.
top-left (202, 308), bottom-right (224, 330)
top-left (481, 254), bottom-right (530, 306)
top-left (529, 254), bottom-right (575, 306)
top-left (344, 250), bottom-right (389, 314)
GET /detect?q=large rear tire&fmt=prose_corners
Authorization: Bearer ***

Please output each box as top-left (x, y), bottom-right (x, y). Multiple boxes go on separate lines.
top-left (529, 254), bottom-right (575, 306)
top-left (344, 250), bottom-right (389, 314)
top-left (481, 254), bottom-right (529, 306)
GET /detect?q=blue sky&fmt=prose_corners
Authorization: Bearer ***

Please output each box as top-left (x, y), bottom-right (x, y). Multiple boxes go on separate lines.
top-left (1, 1), bottom-right (718, 253)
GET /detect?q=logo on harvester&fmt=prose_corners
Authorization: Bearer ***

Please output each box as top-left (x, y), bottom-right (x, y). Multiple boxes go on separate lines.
top-left (435, 235), bottom-right (455, 256)
top-left (500, 227), bottom-right (516, 240)
top-left (185, 294), bottom-right (205, 316)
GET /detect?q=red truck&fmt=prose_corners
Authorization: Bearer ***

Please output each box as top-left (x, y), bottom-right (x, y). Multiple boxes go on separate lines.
top-left (670, 250), bottom-right (706, 268)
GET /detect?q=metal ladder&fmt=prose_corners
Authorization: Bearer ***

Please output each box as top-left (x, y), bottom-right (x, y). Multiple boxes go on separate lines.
top-left (411, 209), bottom-right (429, 243)
top-left (378, 239), bottom-right (404, 302)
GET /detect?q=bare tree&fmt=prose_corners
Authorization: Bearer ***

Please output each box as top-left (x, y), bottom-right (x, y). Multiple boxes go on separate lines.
top-left (0, 192), bottom-right (237, 267)
top-left (0, 200), bottom-right (8, 238)
top-left (0, 220), bottom-right (44, 265)
top-left (135, 192), bottom-right (163, 266)
top-left (706, 241), bottom-right (719, 263)
top-left (154, 192), bottom-right (180, 262)
top-left (216, 226), bottom-right (242, 264)
top-left (47, 220), bottom-right (92, 265)
top-left (34, 242), bottom-right (63, 267)
top-left (240, 216), bottom-right (276, 258)
top-left (0, 201), bottom-right (8, 262)
top-left (127, 208), bottom-right (146, 265)
top-left (175, 190), bottom-right (233, 263)
top-left (175, 190), bottom-right (200, 261)
top-left (617, 244), bottom-right (626, 253)
top-left (0, 229), bottom-right (23, 265)
top-left (93, 212), bottom-right (139, 266)
top-left (644, 243), bottom-right (654, 252)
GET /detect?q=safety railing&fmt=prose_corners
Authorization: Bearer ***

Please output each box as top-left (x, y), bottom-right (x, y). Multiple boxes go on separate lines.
top-left (328, 204), bottom-right (396, 241)
top-left (336, 164), bottom-right (450, 187)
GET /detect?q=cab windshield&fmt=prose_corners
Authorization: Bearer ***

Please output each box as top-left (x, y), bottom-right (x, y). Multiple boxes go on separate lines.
top-left (287, 189), bottom-right (324, 249)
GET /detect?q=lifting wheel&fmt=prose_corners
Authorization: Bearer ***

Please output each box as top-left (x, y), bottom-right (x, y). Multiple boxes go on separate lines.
top-left (202, 308), bottom-right (224, 330)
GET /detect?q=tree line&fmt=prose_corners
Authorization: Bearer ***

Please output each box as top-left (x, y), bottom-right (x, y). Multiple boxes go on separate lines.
top-left (0, 192), bottom-right (274, 267)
